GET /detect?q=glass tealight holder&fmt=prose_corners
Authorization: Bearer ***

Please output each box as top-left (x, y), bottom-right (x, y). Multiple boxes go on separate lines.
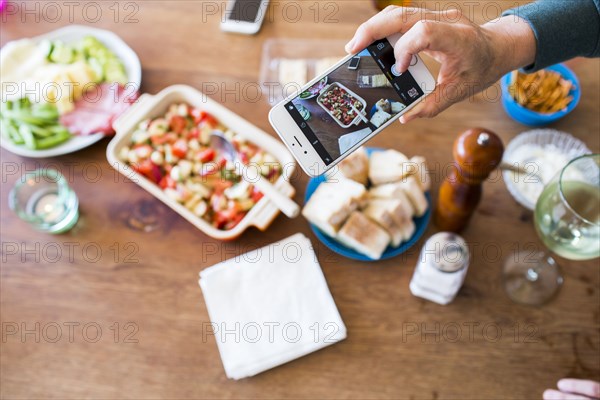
top-left (9, 169), bottom-right (79, 234)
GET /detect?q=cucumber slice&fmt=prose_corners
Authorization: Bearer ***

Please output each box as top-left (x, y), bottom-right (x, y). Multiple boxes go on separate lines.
top-left (49, 41), bottom-right (75, 64)
top-left (104, 59), bottom-right (127, 84)
top-left (87, 57), bottom-right (105, 82)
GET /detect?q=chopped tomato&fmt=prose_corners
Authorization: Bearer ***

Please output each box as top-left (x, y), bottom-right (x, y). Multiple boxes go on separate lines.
top-left (132, 159), bottom-right (151, 175)
top-left (132, 159), bottom-right (161, 183)
top-left (213, 208), bottom-right (245, 230)
top-left (197, 148), bottom-right (216, 163)
top-left (224, 212), bottom-right (245, 230)
top-left (159, 175), bottom-right (176, 190)
top-left (213, 179), bottom-right (233, 194)
top-left (170, 115), bottom-right (187, 134)
top-left (172, 139), bottom-right (188, 158)
top-left (190, 108), bottom-right (206, 125)
top-left (239, 151), bottom-right (249, 165)
top-left (199, 114), bottom-right (218, 129)
top-left (190, 108), bottom-right (217, 127)
top-left (150, 132), bottom-right (178, 145)
top-left (251, 187), bottom-right (264, 203)
top-left (187, 127), bottom-right (200, 140)
top-left (213, 212), bottom-right (228, 229)
top-left (266, 167), bottom-right (279, 181)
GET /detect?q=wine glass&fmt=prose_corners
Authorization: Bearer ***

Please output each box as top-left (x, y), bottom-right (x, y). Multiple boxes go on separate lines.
top-left (504, 154), bottom-right (600, 305)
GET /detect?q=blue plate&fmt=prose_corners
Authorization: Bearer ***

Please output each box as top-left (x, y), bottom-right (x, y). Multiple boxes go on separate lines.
top-left (305, 148), bottom-right (431, 262)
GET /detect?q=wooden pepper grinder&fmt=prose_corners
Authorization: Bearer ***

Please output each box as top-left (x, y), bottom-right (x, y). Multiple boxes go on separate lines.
top-left (434, 128), bottom-right (504, 232)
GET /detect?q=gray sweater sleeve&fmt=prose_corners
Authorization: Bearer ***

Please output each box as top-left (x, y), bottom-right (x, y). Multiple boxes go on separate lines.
top-left (502, 0), bottom-right (600, 72)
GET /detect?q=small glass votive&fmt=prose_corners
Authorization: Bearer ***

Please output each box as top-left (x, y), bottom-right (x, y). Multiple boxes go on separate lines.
top-left (9, 169), bottom-right (79, 234)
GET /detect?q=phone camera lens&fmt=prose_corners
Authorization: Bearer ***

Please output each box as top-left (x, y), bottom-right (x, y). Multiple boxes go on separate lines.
top-left (304, 151), bottom-right (307, 154)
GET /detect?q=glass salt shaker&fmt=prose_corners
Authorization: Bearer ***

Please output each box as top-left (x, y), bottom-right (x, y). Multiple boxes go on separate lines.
top-left (409, 232), bottom-right (470, 305)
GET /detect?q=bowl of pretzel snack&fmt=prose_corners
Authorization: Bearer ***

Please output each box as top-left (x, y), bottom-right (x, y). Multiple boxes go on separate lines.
top-left (501, 63), bottom-right (580, 126)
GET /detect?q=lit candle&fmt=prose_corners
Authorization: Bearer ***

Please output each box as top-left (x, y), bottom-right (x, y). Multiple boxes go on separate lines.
top-left (33, 192), bottom-right (65, 223)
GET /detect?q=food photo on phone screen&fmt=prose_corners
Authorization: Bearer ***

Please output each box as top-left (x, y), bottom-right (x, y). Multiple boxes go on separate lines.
top-left (284, 39), bottom-right (425, 164)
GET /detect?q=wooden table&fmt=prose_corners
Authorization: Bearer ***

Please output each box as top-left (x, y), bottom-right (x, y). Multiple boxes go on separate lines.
top-left (1, 1), bottom-right (599, 399)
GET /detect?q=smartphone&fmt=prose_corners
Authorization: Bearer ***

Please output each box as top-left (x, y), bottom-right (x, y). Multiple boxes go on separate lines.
top-left (268, 34), bottom-right (436, 177)
top-left (348, 56), bottom-right (360, 70)
top-left (220, 0), bottom-right (269, 35)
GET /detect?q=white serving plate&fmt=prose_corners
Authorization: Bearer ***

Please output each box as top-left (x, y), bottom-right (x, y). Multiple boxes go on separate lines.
top-left (316, 82), bottom-right (367, 129)
top-left (0, 25), bottom-right (142, 158)
top-left (107, 85), bottom-right (297, 241)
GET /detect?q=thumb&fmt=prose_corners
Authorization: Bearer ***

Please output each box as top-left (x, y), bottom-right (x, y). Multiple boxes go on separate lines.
top-left (399, 80), bottom-right (458, 123)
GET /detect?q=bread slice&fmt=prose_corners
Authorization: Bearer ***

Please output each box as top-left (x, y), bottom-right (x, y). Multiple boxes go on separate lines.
top-left (337, 211), bottom-right (390, 260)
top-left (409, 156), bottom-right (431, 191)
top-left (329, 147), bottom-right (369, 185)
top-left (368, 150), bottom-right (410, 185)
top-left (367, 198), bottom-right (409, 225)
top-left (399, 176), bottom-right (428, 217)
top-left (363, 204), bottom-right (403, 247)
top-left (369, 110), bottom-right (392, 128)
top-left (401, 218), bottom-right (416, 241)
top-left (302, 179), bottom-right (367, 237)
top-left (369, 183), bottom-right (415, 217)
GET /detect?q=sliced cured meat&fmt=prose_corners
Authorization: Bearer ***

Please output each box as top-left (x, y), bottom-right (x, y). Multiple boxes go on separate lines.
top-left (60, 83), bottom-right (139, 136)
top-left (59, 108), bottom-right (114, 136)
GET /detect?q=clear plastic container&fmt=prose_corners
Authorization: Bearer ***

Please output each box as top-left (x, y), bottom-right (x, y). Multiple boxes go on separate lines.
top-left (259, 38), bottom-right (348, 105)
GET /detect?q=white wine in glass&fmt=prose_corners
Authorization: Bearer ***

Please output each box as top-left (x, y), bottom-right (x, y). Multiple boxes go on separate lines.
top-left (504, 154), bottom-right (600, 305)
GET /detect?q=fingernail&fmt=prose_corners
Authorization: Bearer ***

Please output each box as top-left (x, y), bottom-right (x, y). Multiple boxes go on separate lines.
top-left (542, 389), bottom-right (560, 400)
top-left (556, 379), bottom-right (571, 392)
top-left (345, 38), bottom-right (356, 53)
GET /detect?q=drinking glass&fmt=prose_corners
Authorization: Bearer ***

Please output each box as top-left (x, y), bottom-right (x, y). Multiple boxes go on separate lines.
top-left (9, 169), bottom-right (79, 234)
top-left (503, 154), bottom-right (600, 305)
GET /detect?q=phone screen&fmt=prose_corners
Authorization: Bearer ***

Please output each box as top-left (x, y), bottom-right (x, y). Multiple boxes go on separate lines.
top-left (284, 39), bottom-right (425, 165)
top-left (228, 0), bottom-right (263, 22)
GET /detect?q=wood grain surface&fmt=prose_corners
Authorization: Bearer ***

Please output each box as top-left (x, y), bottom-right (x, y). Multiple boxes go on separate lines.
top-left (1, 1), bottom-right (599, 399)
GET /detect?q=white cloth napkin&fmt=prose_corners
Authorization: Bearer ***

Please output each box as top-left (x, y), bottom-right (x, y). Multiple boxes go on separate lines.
top-left (198, 233), bottom-right (347, 380)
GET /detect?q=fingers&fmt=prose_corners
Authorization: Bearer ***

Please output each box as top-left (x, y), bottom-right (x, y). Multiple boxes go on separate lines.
top-left (393, 20), bottom-right (457, 72)
top-left (345, 7), bottom-right (432, 53)
top-left (543, 389), bottom-right (591, 400)
top-left (399, 80), bottom-right (459, 123)
top-left (346, 7), bottom-right (464, 54)
top-left (557, 379), bottom-right (600, 399)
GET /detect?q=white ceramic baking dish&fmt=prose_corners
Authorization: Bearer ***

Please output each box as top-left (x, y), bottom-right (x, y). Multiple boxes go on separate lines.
top-left (316, 82), bottom-right (368, 128)
top-left (107, 85), bottom-right (296, 240)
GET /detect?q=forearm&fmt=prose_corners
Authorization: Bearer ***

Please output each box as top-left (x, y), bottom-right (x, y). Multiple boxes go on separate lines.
top-left (482, 16), bottom-right (537, 77)
top-left (502, 0), bottom-right (600, 72)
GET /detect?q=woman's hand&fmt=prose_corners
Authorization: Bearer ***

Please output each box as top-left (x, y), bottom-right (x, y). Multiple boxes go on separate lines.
top-left (543, 379), bottom-right (600, 400)
top-left (345, 6), bottom-right (536, 123)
